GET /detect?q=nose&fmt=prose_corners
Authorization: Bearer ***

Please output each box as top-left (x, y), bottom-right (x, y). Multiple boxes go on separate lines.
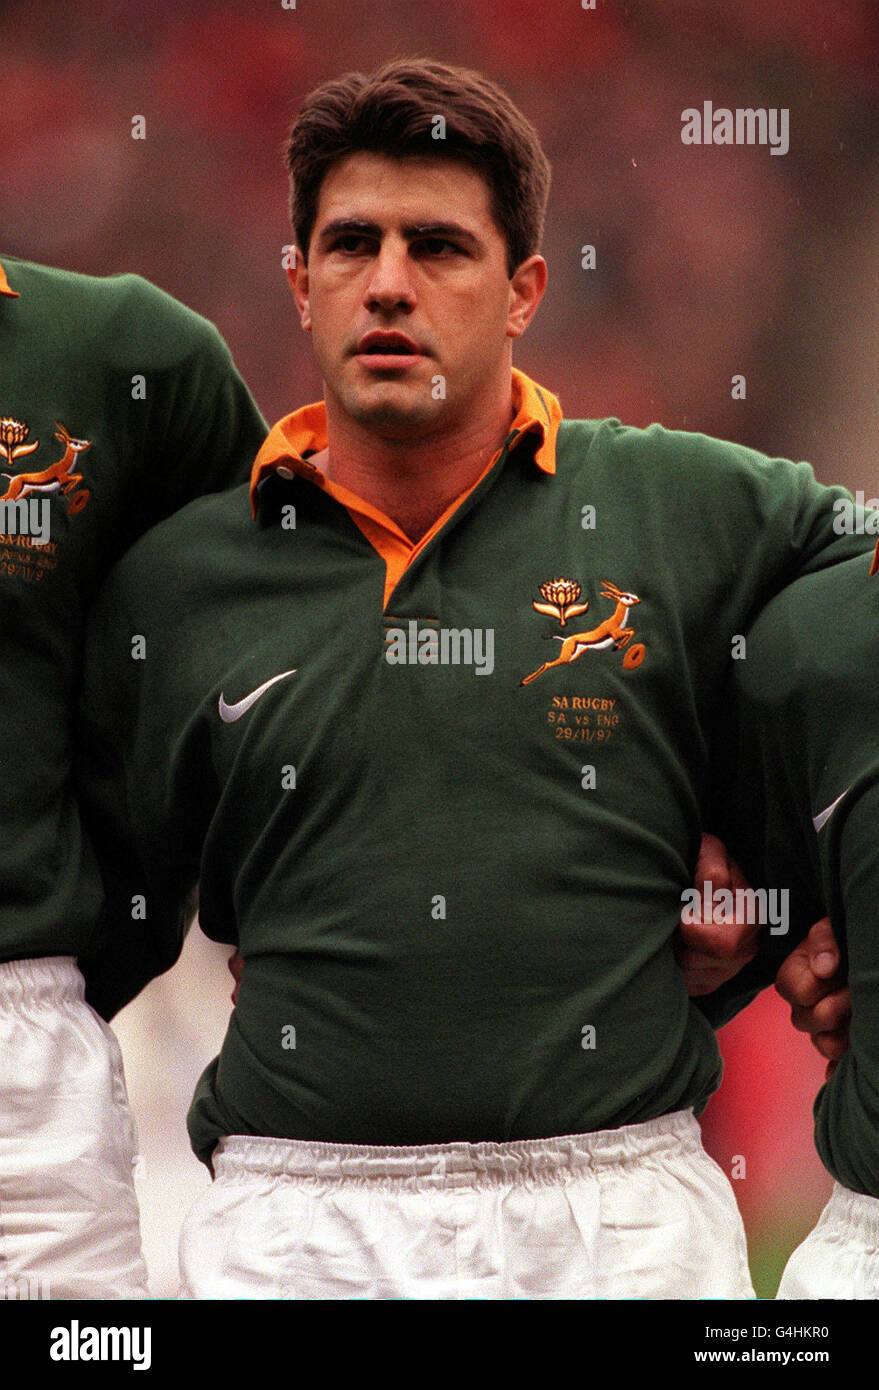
top-left (363, 238), bottom-right (416, 314)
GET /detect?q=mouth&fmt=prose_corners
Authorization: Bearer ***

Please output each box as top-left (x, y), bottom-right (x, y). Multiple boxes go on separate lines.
top-left (355, 331), bottom-right (425, 369)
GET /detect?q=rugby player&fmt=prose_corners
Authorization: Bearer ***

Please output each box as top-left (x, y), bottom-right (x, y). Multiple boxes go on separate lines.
top-left (75, 59), bottom-right (872, 1299)
top-left (0, 256), bottom-right (267, 1299)
top-left (711, 546), bottom-right (879, 1298)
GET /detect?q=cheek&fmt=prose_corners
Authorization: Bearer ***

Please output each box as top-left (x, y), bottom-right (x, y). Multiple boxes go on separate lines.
top-left (469, 279), bottom-right (512, 324)
top-left (307, 321), bottom-right (337, 379)
top-left (308, 291), bottom-right (348, 353)
top-left (450, 290), bottom-right (511, 349)
top-left (310, 271), bottom-right (355, 320)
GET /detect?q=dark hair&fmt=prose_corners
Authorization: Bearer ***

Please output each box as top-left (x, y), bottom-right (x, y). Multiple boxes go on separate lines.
top-left (286, 58), bottom-right (551, 276)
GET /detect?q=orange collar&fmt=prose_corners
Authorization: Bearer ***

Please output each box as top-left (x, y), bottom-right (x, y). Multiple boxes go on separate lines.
top-left (0, 260), bottom-right (20, 298)
top-left (871, 541), bottom-right (879, 576)
top-left (249, 367), bottom-right (562, 517)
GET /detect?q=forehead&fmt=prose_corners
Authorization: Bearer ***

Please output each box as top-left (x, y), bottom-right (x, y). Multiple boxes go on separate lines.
top-left (313, 152), bottom-right (498, 233)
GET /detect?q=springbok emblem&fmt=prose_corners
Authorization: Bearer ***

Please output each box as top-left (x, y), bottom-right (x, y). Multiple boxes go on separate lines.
top-left (521, 579), bottom-right (645, 686)
top-left (0, 419), bottom-right (92, 515)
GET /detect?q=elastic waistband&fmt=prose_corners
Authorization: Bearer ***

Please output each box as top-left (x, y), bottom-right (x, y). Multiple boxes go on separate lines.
top-left (0, 955), bottom-right (83, 1005)
top-left (212, 1109), bottom-right (702, 1189)
top-left (828, 1182), bottom-right (879, 1245)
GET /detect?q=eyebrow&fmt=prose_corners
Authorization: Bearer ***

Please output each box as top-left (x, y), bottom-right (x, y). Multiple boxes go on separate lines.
top-left (317, 218), bottom-right (483, 251)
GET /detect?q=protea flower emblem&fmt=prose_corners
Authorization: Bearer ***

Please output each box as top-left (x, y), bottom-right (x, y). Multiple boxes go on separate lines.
top-left (0, 417), bottom-right (39, 465)
top-left (531, 578), bottom-right (590, 628)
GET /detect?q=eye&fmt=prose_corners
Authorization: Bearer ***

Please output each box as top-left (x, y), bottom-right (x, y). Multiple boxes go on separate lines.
top-left (331, 234), bottom-right (374, 254)
top-left (414, 237), bottom-right (460, 257)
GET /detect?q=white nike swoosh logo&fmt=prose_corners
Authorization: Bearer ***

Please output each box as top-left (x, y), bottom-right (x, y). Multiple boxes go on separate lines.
top-left (218, 669), bottom-right (297, 723)
top-left (812, 789), bottom-right (849, 833)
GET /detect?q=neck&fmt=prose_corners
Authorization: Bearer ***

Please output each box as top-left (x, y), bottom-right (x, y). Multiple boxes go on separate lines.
top-left (318, 376), bottom-right (516, 543)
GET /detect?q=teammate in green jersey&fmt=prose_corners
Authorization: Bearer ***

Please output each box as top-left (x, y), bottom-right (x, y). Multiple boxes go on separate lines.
top-left (76, 59), bottom-right (871, 1299)
top-left (0, 257), bottom-right (267, 1299)
top-left (713, 547), bottom-right (879, 1298)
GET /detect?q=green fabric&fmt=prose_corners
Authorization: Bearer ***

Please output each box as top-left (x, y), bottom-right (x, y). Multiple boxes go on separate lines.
top-left (76, 406), bottom-right (873, 1164)
top-left (721, 551), bottom-right (879, 1195)
top-left (0, 255), bottom-right (267, 962)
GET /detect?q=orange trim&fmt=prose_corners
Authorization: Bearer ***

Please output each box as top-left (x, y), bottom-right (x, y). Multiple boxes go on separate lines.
top-left (249, 368), bottom-right (563, 608)
top-left (0, 260), bottom-right (20, 298)
top-left (394, 446), bottom-right (503, 604)
top-left (871, 540), bottom-right (879, 577)
top-left (355, 518), bottom-right (412, 607)
top-left (510, 368), bottom-right (562, 475)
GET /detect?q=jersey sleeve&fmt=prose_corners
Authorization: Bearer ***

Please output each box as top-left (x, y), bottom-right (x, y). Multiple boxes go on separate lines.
top-left (113, 280), bottom-right (268, 525)
top-left (712, 435), bottom-right (876, 592)
top-left (74, 557), bottom-right (211, 1020)
top-left (763, 459), bottom-right (877, 586)
top-left (692, 581), bottom-right (827, 1030)
top-left (600, 420), bottom-right (877, 600)
top-left (152, 319), bottom-right (267, 512)
top-left (813, 777), bottom-right (879, 1192)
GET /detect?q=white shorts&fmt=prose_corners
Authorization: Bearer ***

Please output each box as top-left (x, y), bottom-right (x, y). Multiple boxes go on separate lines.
top-left (776, 1181), bottom-right (879, 1300)
top-left (0, 956), bottom-right (149, 1300)
top-left (179, 1108), bottom-right (755, 1299)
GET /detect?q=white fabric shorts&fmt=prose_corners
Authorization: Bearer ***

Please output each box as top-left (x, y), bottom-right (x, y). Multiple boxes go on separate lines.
top-left (0, 956), bottom-right (148, 1300)
top-left (777, 1181), bottom-right (879, 1300)
top-left (179, 1108), bottom-right (755, 1300)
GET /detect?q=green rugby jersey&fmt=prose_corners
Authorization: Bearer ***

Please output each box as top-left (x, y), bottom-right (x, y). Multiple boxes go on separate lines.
top-left (0, 255), bottom-right (267, 962)
top-left (76, 370), bottom-right (873, 1164)
top-left (713, 551), bottom-right (879, 1196)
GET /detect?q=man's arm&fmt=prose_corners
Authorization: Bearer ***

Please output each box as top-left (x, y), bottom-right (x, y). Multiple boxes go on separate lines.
top-left (75, 556), bottom-right (206, 1020)
top-left (775, 918), bottom-right (851, 1079)
top-left (145, 309), bottom-right (268, 512)
top-left (810, 777), bottom-right (879, 1191)
top-left (227, 947), bottom-right (243, 1005)
top-left (683, 557), bottom-right (869, 1050)
top-left (680, 834), bottom-right (850, 1063)
top-left (675, 832), bottom-right (757, 996)
top-left (107, 276), bottom-right (268, 526)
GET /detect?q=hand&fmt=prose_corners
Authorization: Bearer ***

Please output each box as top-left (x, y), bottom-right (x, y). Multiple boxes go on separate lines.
top-left (775, 916), bottom-right (851, 1080)
top-left (228, 949), bottom-right (243, 1006)
top-left (676, 832), bottom-right (759, 995)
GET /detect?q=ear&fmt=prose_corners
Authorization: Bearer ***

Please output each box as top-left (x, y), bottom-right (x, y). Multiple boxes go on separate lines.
top-left (288, 247), bottom-right (311, 333)
top-left (506, 255), bottom-right (547, 340)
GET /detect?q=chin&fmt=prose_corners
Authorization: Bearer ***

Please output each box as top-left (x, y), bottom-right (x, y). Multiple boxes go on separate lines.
top-left (348, 391), bottom-right (442, 437)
